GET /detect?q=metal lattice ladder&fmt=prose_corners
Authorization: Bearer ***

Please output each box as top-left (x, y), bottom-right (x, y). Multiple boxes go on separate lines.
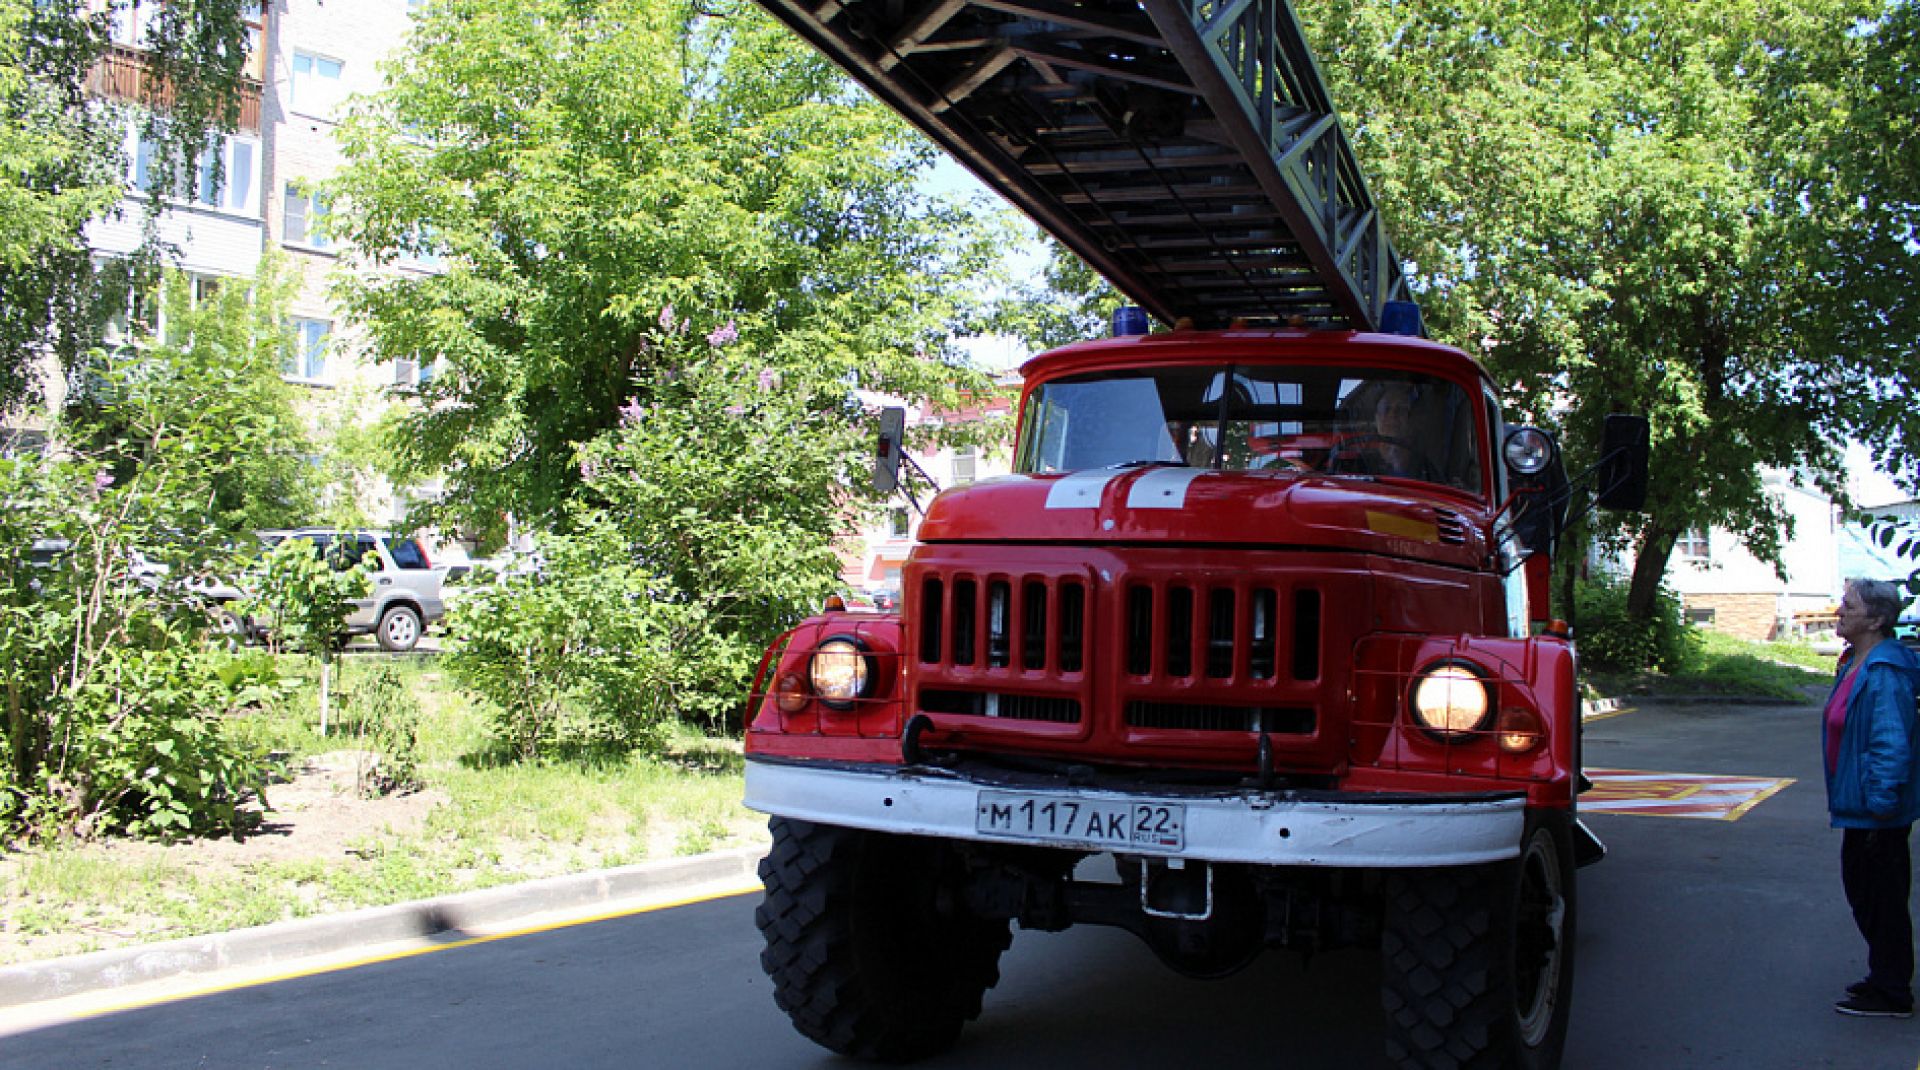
top-left (757, 0), bottom-right (1411, 330)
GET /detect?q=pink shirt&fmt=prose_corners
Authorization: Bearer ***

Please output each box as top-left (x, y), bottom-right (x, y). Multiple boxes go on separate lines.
top-left (1826, 662), bottom-right (1860, 776)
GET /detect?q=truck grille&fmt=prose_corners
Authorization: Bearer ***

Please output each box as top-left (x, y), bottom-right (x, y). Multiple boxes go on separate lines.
top-left (922, 690), bottom-right (1082, 723)
top-left (911, 561), bottom-right (1334, 769)
top-left (1125, 582), bottom-right (1321, 682)
top-left (915, 570), bottom-right (1323, 686)
top-left (919, 575), bottom-right (1087, 674)
top-left (1125, 702), bottom-right (1315, 734)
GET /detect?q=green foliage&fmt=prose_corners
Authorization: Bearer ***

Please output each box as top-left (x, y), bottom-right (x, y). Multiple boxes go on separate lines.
top-left (1675, 631), bottom-right (1829, 700)
top-left (1292, 0), bottom-right (1917, 619)
top-left (344, 665), bottom-right (424, 798)
top-left (444, 528), bottom-right (679, 759)
top-left (328, 0), bottom-right (1010, 534)
top-left (68, 260), bottom-right (318, 531)
top-left (0, 262), bottom-right (313, 841)
top-left (990, 238), bottom-right (1128, 349)
top-left (240, 540), bottom-right (371, 657)
top-left (1573, 574), bottom-right (1699, 674)
top-left (0, 453), bottom-right (273, 839)
top-left (1853, 510), bottom-right (1920, 601)
top-left (2, 0), bottom-right (260, 412)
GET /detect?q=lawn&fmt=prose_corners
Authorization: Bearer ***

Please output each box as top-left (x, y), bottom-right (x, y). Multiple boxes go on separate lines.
top-left (1588, 629), bottom-right (1836, 702)
top-left (0, 653), bottom-right (767, 966)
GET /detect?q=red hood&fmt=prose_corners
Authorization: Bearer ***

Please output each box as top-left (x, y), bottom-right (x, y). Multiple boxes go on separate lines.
top-left (916, 468), bottom-right (1487, 567)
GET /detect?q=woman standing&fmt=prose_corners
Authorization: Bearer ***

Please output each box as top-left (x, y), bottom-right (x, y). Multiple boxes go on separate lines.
top-left (1826, 578), bottom-right (1920, 1017)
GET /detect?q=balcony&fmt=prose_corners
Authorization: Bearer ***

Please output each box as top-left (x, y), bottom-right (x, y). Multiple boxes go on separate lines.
top-left (86, 44), bottom-right (262, 133)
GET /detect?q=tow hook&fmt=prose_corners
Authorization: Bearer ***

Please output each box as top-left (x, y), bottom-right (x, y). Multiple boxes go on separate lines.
top-left (1140, 858), bottom-right (1214, 921)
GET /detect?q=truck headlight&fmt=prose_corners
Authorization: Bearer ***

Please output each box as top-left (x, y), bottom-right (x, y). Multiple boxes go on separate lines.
top-left (809, 636), bottom-right (872, 709)
top-left (1409, 661), bottom-right (1493, 739)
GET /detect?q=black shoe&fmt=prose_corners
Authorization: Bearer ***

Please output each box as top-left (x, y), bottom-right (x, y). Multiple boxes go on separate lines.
top-left (1848, 980), bottom-right (1871, 998)
top-left (1836, 991), bottom-right (1914, 1018)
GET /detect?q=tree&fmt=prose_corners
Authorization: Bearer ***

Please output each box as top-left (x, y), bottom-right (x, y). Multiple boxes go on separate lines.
top-left (69, 258), bottom-right (318, 533)
top-left (242, 538), bottom-right (370, 736)
top-left (329, 0), bottom-right (1017, 538)
top-left (1, 0), bottom-right (259, 413)
top-left (1291, 0), bottom-right (1920, 623)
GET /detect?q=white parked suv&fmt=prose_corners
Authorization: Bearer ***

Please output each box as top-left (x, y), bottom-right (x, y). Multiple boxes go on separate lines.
top-left (259, 529), bottom-right (462, 652)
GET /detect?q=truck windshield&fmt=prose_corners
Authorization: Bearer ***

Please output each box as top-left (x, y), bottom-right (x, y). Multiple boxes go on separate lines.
top-left (1016, 364), bottom-right (1483, 493)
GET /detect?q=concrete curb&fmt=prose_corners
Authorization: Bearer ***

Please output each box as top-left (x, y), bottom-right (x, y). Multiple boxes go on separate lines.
top-left (1583, 696), bottom-right (1626, 719)
top-left (0, 846), bottom-right (765, 1011)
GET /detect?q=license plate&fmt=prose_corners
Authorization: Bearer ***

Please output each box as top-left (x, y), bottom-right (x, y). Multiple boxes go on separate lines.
top-left (975, 791), bottom-right (1186, 851)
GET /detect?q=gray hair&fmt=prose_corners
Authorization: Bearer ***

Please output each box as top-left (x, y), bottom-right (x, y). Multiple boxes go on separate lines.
top-left (1847, 578), bottom-right (1910, 639)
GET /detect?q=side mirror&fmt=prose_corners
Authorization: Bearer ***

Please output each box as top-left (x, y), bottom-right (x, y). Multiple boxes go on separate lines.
top-left (1595, 414), bottom-right (1649, 512)
top-left (874, 407), bottom-right (905, 494)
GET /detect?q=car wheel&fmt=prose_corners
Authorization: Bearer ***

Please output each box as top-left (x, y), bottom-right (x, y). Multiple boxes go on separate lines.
top-left (376, 605), bottom-right (423, 652)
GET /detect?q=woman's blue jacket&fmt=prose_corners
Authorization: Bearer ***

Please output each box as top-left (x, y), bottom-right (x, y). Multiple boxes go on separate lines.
top-left (1826, 639), bottom-right (1920, 829)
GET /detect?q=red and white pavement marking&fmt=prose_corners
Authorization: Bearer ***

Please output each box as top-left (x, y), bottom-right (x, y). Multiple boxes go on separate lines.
top-left (1581, 768), bottom-right (1795, 821)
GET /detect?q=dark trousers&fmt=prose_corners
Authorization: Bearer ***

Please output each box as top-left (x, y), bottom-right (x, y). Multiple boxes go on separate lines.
top-left (1843, 825), bottom-right (1915, 1003)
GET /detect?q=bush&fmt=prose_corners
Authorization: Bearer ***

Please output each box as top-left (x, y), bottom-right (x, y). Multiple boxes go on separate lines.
top-left (444, 526), bottom-right (686, 760)
top-left (0, 265), bottom-right (314, 841)
top-left (1573, 574), bottom-right (1699, 673)
top-left (345, 665), bottom-right (424, 797)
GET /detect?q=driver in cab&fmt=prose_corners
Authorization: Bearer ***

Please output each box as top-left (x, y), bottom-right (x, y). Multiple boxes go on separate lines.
top-left (1331, 381), bottom-right (1438, 481)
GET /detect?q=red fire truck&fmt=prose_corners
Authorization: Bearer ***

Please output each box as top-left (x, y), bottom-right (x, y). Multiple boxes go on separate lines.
top-left (740, 0), bottom-right (1648, 1066)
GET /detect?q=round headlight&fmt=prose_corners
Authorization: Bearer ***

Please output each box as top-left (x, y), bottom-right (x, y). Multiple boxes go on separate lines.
top-left (1410, 663), bottom-right (1492, 737)
top-left (810, 637), bottom-right (870, 708)
top-left (1503, 427), bottom-right (1554, 475)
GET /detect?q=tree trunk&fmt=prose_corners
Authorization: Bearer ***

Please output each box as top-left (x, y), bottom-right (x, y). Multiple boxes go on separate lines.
top-left (319, 654), bottom-right (332, 737)
top-left (1627, 521), bottom-right (1682, 622)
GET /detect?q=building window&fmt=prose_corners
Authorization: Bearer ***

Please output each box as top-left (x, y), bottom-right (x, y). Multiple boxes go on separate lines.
top-left (129, 127), bottom-right (259, 214)
top-left (283, 183), bottom-right (331, 249)
top-left (109, 2), bottom-right (158, 48)
top-left (104, 271), bottom-right (230, 350)
top-left (392, 354), bottom-right (439, 390)
top-left (951, 446), bottom-right (977, 485)
top-left (1676, 526), bottom-right (1710, 562)
top-left (887, 507), bottom-right (910, 538)
top-left (291, 50), bottom-right (345, 117)
top-left (240, 2), bottom-right (266, 80)
top-left (284, 318), bottom-right (331, 382)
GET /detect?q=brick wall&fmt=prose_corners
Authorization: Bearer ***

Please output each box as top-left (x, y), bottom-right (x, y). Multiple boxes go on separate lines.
top-left (1681, 592), bottom-right (1779, 642)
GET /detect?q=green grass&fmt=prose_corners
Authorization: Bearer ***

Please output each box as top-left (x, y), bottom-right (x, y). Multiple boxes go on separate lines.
top-left (1590, 630), bottom-right (1833, 701)
top-left (0, 655), bottom-right (764, 966)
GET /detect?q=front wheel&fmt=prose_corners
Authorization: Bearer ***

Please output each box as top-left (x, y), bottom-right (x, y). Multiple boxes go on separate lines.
top-left (1381, 811), bottom-right (1575, 1070)
top-left (755, 817), bottom-right (1011, 1061)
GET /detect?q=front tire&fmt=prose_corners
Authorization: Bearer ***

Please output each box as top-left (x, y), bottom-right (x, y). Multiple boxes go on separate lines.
top-left (1381, 811), bottom-right (1575, 1070)
top-left (755, 817), bottom-right (1011, 1061)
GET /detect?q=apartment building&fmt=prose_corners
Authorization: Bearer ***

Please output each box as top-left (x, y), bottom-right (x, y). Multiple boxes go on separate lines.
top-left (41, 0), bottom-right (438, 523)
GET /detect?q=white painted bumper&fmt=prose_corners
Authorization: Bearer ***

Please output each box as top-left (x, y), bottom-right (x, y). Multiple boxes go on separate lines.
top-left (745, 759), bottom-right (1526, 868)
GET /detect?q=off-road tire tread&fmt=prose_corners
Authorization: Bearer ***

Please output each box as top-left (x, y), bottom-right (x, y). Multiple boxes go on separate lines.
top-left (1381, 864), bottom-right (1509, 1069)
top-left (1381, 817), bottom-right (1574, 1070)
top-left (755, 817), bottom-right (1010, 1061)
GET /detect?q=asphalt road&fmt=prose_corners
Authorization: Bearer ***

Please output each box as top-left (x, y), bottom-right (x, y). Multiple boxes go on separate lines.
top-left (8, 699), bottom-right (1920, 1070)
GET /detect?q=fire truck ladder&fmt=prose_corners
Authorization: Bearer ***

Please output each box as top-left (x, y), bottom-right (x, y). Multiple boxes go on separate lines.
top-left (756, 0), bottom-right (1410, 330)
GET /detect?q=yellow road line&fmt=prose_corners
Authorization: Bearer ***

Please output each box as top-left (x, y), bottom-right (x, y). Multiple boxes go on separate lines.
top-left (54, 879), bottom-right (764, 1022)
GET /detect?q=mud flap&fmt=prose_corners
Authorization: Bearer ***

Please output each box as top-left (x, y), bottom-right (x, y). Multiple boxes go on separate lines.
top-left (1572, 817), bottom-right (1606, 868)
